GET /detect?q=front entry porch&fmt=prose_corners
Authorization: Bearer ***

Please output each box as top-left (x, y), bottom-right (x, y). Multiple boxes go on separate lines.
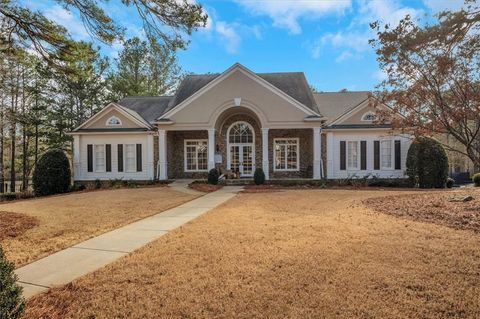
top-left (157, 109), bottom-right (323, 181)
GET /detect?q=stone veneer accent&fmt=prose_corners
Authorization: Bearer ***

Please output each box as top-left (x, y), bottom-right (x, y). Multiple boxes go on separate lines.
top-left (268, 129), bottom-right (313, 178)
top-left (167, 130), bottom-right (208, 179)
top-left (153, 135), bottom-right (159, 179)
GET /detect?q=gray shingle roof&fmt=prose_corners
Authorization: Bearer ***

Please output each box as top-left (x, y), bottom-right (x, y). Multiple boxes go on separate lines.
top-left (312, 91), bottom-right (370, 124)
top-left (117, 96), bottom-right (173, 123)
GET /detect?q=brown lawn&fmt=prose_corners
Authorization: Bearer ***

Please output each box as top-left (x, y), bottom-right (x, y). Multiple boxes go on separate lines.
top-left (24, 189), bottom-right (480, 319)
top-left (0, 186), bottom-right (198, 267)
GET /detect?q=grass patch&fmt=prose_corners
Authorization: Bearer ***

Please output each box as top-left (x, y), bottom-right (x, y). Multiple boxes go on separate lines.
top-left (24, 189), bottom-right (480, 318)
top-left (0, 212), bottom-right (39, 240)
top-left (0, 186), bottom-right (198, 267)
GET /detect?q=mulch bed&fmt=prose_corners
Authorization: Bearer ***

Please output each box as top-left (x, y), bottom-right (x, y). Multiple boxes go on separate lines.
top-left (364, 189), bottom-right (480, 233)
top-left (0, 212), bottom-right (39, 241)
top-left (189, 182), bottom-right (223, 193)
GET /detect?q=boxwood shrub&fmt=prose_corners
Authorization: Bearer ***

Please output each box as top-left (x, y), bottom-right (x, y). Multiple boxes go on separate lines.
top-left (406, 137), bottom-right (449, 188)
top-left (0, 245), bottom-right (24, 318)
top-left (473, 173), bottom-right (480, 187)
top-left (32, 149), bottom-right (71, 196)
top-left (254, 168), bottom-right (265, 185)
top-left (208, 168), bottom-right (219, 185)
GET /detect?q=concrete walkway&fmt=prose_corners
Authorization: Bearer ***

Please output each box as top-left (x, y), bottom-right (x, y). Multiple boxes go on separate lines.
top-left (168, 179), bottom-right (204, 195)
top-left (16, 186), bottom-right (243, 298)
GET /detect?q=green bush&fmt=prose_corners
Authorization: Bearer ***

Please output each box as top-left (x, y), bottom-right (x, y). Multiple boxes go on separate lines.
top-left (94, 179), bottom-right (102, 189)
top-left (0, 245), bottom-right (24, 319)
top-left (473, 173), bottom-right (480, 187)
top-left (406, 137), bottom-right (449, 188)
top-left (207, 168), bottom-right (219, 185)
top-left (253, 168), bottom-right (265, 185)
top-left (446, 178), bottom-right (455, 188)
top-left (0, 193), bottom-right (17, 201)
top-left (32, 149), bottom-right (71, 196)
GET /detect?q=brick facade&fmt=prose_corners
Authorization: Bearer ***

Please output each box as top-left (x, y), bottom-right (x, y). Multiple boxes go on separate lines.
top-left (167, 130), bottom-right (209, 179)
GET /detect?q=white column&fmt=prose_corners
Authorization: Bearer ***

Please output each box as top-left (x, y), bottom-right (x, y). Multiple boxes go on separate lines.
top-left (313, 127), bottom-right (322, 179)
top-left (262, 128), bottom-right (269, 180)
top-left (208, 128), bottom-right (215, 171)
top-left (158, 130), bottom-right (167, 180)
top-left (73, 135), bottom-right (81, 180)
top-left (326, 132), bottom-right (334, 179)
top-left (146, 134), bottom-right (154, 180)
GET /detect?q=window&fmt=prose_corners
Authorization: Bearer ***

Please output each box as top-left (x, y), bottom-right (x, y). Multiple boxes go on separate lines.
top-left (381, 140), bottom-right (392, 169)
top-left (361, 112), bottom-right (377, 121)
top-left (229, 122), bottom-right (253, 143)
top-left (106, 116), bottom-right (122, 126)
top-left (94, 145), bottom-right (105, 172)
top-left (185, 140), bottom-right (208, 172)
top-left (274, 138), bottom-right (299, 171)
top-left (125, 144), bottom-right (136, 172)
top-left (347, 141), bottom-right (359, 169)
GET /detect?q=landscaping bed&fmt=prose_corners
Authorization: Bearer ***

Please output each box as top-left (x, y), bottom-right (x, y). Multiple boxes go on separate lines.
top-left (188, 181), bottom-right (223, 193)
top-left (364, 188), bottom-right (480, 233)
top-left (0, 212), bottom-right (39, 241)
top-left (0, 186), bottom-right (199, 267)
top-left (24, 189), bottom-right (480, 318)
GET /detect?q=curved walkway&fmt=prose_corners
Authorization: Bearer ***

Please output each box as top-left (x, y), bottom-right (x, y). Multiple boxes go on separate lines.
top-left (16, 186), bottom-right (243, 298)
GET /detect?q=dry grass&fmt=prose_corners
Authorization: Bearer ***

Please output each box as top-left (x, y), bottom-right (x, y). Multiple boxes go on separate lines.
top-left (364, 188), bottom-right (480, 233)
top-left (25, 189), bottom-right (480, 319)
top-left (0, 186), bottom-right (198, 267)
top-left (0, 212), bottom-right (39, 240)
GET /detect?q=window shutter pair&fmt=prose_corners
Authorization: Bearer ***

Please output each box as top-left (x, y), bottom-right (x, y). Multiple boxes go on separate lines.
top-left (339, 141), bottom-right (367, 170)
top-left (86, 144), bottom-right (112, 172)
top-left (116, 144), bottom-right (142, 172)
top-left (373, 140), bottom-right (402, 170)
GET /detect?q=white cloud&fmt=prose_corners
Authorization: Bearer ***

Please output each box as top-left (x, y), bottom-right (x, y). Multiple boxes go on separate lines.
top-left (44, 6), bottom-right (89, 40)
top-left (335, 51), bottom-right (354, 63)
top-left (309, 30), bottom-right (371, 60)
top-left (215, 21), bottom-right (241, 54)
top-left (423, 0), bottom-right (465, 13)
top-left (356, 0), bottom-right (423, 28)
top-left (234, 0), bottom-right (352, 34)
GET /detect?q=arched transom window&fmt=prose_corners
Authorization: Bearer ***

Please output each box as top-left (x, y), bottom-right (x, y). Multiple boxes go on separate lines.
top-left (106, 116), bottom-right (122, 126)
top-left (361, 111), bottom-right (377, 122)
top-left (229, 122), bottom-right (253, 143)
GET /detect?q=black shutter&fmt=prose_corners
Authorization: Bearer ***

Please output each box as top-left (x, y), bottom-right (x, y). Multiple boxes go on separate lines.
top-left (87, 144), bottom-right (93, 172)
top-left (374, 141), bottom-right (380, 170)
top-left (136, 144), bottom-right (142, 172)
top-left (360, 141), bottom-right (367, 170)
top-left (106, 144), bottom-right (111, 172)
top-left (340, 141), bottom-right (346, 170)
top-left (395, 140), bottom-right (401, 170)
top-left (117, 144), bottom-right (123, 172)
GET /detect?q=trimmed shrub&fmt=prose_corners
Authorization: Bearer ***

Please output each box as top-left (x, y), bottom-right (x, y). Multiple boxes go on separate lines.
top-left (94, 179), bottom-right (102, 189)
top-left (254, 168), bottom-right (266, 185)
top-left (208, 168), bottom-right (219, 185)
top-left (446, 178), bottom-right (455, 188)
top-left (0, 193), bottom-right (18, 201)
top-left (406, 137), bottom-right (449, 188)
top-left (0, 245), bottom-right (24, 319)
top-left (473, 173), bottom-right (480, 187)
top-left (32, 149), bottom-right (71, 196)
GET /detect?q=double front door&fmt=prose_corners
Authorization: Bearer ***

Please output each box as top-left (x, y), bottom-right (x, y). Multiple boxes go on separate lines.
top-left (229, 144), bottom-right (254, 177)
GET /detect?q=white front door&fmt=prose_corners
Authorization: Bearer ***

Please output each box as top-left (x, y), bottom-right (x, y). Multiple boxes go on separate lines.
top-left (229, 144), bottom-right (254, 176)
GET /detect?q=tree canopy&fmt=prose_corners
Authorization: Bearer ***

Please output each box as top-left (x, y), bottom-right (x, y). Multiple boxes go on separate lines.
top-left (370, 1), bottom-right (480, 170)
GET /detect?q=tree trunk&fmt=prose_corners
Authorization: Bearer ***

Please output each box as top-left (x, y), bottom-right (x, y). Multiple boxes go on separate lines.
top-left (21, 71), bottom-right (27, 191)
top-left (0, 97), bottom-right (4, 193)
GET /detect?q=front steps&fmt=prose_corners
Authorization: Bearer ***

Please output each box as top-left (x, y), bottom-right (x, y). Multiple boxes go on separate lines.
top-left (224, 178), bottom-right (254, 186)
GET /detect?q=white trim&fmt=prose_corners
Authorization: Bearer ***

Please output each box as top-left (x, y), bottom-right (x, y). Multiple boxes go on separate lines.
top-left (313, 127), bottom-right (322, 179)
top-left (207, 129), bottom-right (215, 171)
top-left (227, 121), bottom-right (256, 177)
top-left (106, 116), bottom-right (123, 126)
top-left (93, 144), bottom-right (106, 173)
top-left (262, 128), bottom-right (269, 180)
top-left (380, 139), bottom-right (394, 170)
top-left (184, 139), bottom-right (209, 172)
top-left (159, 63), bottom-right (319, 120)
top-left (124, 143), bottom-right (137, 173)
top-left (273, 138), bottom-right (300, 172)
top-left (73, 103), bottom-right (151, 132)
top-left (346, 140), bottom-right (360, 170)
top-left (329, 97), bottom-right (402, 126)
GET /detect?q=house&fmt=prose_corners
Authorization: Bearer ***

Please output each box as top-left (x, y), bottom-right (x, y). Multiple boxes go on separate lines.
top-left (69, 63), bottom-right (411, 182)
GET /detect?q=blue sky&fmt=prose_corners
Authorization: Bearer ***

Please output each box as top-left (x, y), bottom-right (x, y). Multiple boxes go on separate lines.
top-left (28, 0), bottom-right (465, 91)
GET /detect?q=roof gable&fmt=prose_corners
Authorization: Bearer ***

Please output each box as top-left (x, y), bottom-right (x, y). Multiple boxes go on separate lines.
top-left (159, 63), bottom-right (320, 120)
top-left (118, 96), bottom-right (172, 123)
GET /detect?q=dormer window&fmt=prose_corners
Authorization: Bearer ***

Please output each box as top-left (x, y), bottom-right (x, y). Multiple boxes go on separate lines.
top-left (361, 112), bottom-right (377, 122)
top-left (106, 116), bottom-right (122, 126)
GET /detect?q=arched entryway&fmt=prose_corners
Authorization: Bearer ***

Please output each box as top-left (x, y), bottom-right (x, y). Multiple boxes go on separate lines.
top-left (227, 121), bottom-right (255, 176)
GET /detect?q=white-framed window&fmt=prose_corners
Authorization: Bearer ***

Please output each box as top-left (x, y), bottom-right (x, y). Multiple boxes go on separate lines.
top-left (274, 138), bottom-right (299, 171)
top-left (381, 140), bottom-right (393, 169)
top-left (361, 111), bottom-right (377, 121)
top-left (106, 116), bottom-right (122, 126)
top-left (94, 144), bottom-right (105, 172)
top-left (125, 144), bottom-right (136, 172)
top-left (184, 140), bottom-right (208, 172)
top-left (347, 141), bottom-right (359, 169)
